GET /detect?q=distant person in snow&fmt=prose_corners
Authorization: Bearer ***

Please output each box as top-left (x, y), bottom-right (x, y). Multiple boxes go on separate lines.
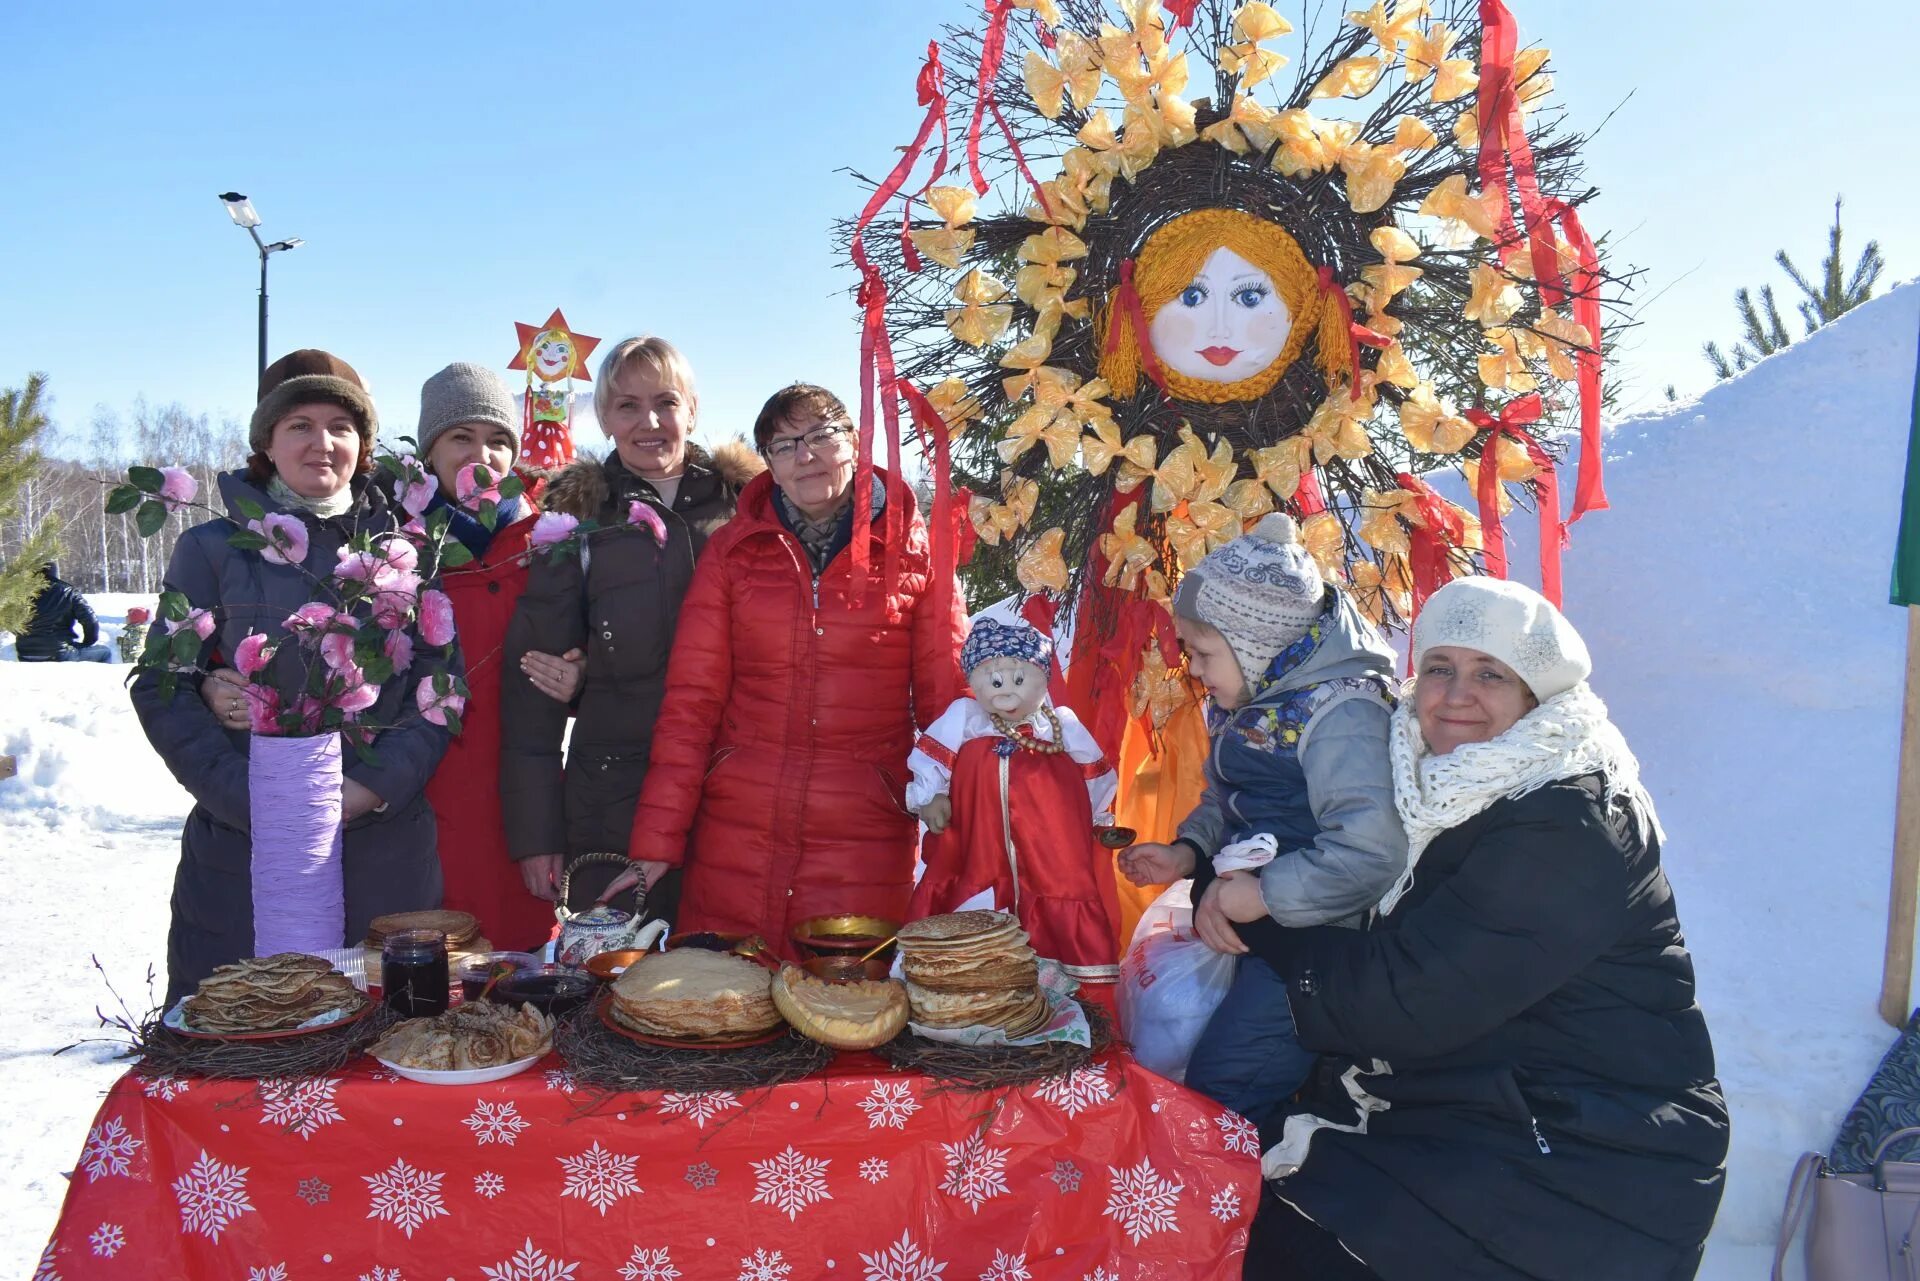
top-left (14, 563), bottom-right (111, 662)
top-left (1228, 577), bottom-right (1727, 1281)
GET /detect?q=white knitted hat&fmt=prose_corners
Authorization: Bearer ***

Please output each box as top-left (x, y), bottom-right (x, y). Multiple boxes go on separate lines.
top-left (1412, 577), bottom-right (1591, 700)
top-left (1173, 513), bottom-right (1326, 687)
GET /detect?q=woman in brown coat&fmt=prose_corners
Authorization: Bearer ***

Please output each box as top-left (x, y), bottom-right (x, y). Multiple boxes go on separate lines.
top-left (499, 336), bottom-right (761, 912)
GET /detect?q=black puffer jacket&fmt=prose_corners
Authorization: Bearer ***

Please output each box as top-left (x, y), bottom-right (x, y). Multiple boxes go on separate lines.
top-left (16, 565), bottom-right (99, 658)
top-left (1248, 774), bottom-right (1727, 1281)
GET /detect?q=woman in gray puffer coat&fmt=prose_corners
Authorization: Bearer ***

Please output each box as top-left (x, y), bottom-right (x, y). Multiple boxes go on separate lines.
top-left (133, 351), bottom-right (454, 1003)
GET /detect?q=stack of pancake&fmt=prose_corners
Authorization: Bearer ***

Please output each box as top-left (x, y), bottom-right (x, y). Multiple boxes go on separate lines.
top-left (366, 909), bottom-right (480, 952)
top-left (608, 948), bottom-right (784, 1042)
top-left (896, 911), bottom-right (1051, 1037)
top-left (180, 953), bottom-right (365, 1034)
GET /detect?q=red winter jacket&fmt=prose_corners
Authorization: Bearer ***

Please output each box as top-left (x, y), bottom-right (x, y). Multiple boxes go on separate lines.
top-left (423, 499), bottom-right (554, 950)
top-left (630, 470), bottom-right (965, 956)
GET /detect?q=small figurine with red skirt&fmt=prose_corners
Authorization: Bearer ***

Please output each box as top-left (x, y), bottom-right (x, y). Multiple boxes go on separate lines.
top-left (906, 617), bottom-right (1122, 981)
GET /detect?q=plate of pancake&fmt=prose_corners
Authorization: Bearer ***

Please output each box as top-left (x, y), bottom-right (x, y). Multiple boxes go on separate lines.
top-left (600, 948), bottom-right (791, 1049)
top-left (164, 953), bottom-right (370, 1040)
top-left (370, 1001), bottom-right (555, 1084)
top-left (895, 911), bottom-right (1054, 1041)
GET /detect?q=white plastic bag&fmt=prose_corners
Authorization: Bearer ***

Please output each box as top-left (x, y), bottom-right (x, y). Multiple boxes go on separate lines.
top-left (1117, 881), bottom-right (1237, 1082)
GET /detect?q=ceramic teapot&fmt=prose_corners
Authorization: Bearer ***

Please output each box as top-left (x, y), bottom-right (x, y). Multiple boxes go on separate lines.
top-left (553, 853), bottom-right (668, 967)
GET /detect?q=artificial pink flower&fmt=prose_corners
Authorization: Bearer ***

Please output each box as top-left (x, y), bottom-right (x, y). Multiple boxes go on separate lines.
top-left (377, 535), bottom-right (419, 575)
top-left (415, 677), bottom-right (467, 727)
top-left (319, 629), bottom-right (358, 673)
top-left (401, 517), bottom-right (427, 539)
top-left (284, 601), bottom-right (340, 634)
top-left (158, 467), bottom-right (197, 514)
top-left (395, 454), bottom-right (436, 517)
top-left (245, 685), bottom-right (282, 735)
top-left (333, 547), bottom-right (380, 583)
top-left (166, 607), bottom-right (217, 642)
top-left (251, 512), bottom-right (309, 567)
top-left (456, 463), bottom-right (503, 510)
top-left (332, 672), bottom-right (381, 716)
top-left (418, 588), bottom-right (456, 647)
top-left (234, 632), bottom-right (273, 678)
top-left (370, 568), bottom-right (422, 629)
top-left (292, 695), bottom-right (327, 735)
top-left (384, 629), bottom-right (415, 674)
top-left (529, 511), bottom-right (579, 548)
top-left (627, 500), bottom-right (667, 545)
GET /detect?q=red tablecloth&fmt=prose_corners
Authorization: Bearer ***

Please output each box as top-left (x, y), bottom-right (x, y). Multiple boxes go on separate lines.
top-left (40, 1046), bottom-right (1258, 1280)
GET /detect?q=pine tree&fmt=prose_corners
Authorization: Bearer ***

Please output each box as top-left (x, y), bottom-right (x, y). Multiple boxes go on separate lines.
top-left (1705, 197), bottom-right (1886, 380)
top-left (0, 373), bottom-right (61, 633)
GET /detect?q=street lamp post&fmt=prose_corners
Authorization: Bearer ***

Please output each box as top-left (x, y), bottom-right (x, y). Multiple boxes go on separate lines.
top-left (218, 193), bottom-right (304, 382)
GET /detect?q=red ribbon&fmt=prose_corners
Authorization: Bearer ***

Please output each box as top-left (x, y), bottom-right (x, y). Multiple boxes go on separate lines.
top-left (1293, 468), bottom-right (1328, 517)
top-left (1164, 0), bottom-right (1202, 28)
top-left (1464, 393), bottom-right (1564, 605)
top-left (899, 43), bottom-right (952, 274)
top-left (967, 0), bottom-right (1053, 219)
top-left (1393, 473), bottom-right (1466, 625)
top-left (1316, 266), bottom-right (1390, 401)
top-left (1019, 593), bottom-right (1071, 707)
top-left (899, 379), bottom-right (962, 642)
top-left (1476, 0), bottom-right (1569, 299)
top-left (1105, 258), bottom-right (1170, 393)
top-left (1542, 197), bottom-right (1608, 524)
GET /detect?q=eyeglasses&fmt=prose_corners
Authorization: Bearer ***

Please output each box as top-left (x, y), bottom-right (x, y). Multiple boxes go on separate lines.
top-left (764, 424), bottom-right (851, 463)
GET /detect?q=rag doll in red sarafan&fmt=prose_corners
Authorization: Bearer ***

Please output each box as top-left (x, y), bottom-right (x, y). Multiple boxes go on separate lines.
top-left (906, 617), bottom-right (1122, 980)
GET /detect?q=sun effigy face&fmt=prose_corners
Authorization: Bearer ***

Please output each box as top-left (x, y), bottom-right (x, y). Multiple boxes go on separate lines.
top-left (1148, 246), bottom-right (1294, 385)
top-left (532, 332), bottom-right (576, 382)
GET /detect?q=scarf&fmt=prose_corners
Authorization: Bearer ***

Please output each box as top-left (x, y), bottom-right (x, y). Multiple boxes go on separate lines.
top-left (428, 491), bottom-right (526, 561)
top-left (1376, 680), bottom-right (1661, 916)
top-left (777, 489), bottom-right (851, 576)
top-left (267, 475), bottom-right (355, 520)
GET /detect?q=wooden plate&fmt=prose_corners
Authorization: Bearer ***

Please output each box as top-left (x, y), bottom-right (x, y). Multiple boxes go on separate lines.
top-left (594, 991), bottom-right (788, 1051)
top-left (162, 996), bottom-right (373, 1042)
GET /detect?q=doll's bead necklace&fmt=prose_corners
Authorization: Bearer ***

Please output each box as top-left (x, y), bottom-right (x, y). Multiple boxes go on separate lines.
top-left (990, 705), bottom-right (1067, 754)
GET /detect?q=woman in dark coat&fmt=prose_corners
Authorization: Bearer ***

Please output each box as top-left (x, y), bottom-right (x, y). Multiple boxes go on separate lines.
top-left (1197, 576), bottom-right (1727, 1281)
top-left (498, 336), bottom-right (761, 912)
top-left (133, 350), bottom-right (454, 1003)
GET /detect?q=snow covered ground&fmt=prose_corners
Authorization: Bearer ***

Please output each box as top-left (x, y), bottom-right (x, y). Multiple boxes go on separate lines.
top-left (5, 289), bottom-right (1919, 1277)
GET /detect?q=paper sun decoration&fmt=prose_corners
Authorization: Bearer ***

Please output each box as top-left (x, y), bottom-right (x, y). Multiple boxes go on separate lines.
top-left (508, 308), bottom-right (601, 471)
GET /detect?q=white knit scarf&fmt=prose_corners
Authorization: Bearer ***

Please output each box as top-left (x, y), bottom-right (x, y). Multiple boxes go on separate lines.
top-left (1375, 680), bottom-right (1660, 916)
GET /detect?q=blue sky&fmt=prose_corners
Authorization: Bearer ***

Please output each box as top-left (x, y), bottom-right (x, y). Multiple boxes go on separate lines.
top-left (6, 1), bottom-right (1915, 458)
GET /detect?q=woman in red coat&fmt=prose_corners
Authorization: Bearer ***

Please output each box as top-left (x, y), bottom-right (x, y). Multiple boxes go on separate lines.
top-left (603, 383), bottom-right (965, 956)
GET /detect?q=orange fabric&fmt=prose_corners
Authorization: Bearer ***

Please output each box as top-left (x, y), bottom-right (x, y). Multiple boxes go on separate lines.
top-left (1110, 698), bottom-right (1210, 948)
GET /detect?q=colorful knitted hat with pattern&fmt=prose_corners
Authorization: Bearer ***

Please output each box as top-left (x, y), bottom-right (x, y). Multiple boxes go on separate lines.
top-left (960, 617), bottom-right (1052, 675)
top-left (1173, 513), bottom-right (1326, 687)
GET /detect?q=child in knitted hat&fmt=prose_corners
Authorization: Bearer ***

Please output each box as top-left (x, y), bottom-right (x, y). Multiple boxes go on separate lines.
top-left (906, 617), bottom-right (1123, 980)
top-left (1119, 513), bottom-right (1406, 1134)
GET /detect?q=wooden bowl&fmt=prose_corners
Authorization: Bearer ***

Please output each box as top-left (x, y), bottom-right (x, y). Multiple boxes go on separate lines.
top-left (790, 914), bottom-right (900, 961)
top-left (584, 949), bottom-right (649, 982)
top-left (802, 955), bottom-right (892, 984)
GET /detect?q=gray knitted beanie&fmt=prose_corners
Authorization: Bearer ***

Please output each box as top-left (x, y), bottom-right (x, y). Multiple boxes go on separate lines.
top-left (416, 362), bottom-right (519, 460)
top-left (1173, 512), bottom-right (1327, 687)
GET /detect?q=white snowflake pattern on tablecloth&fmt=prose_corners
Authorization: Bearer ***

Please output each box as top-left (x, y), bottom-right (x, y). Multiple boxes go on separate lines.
top-left (659, 1090), bottom-right (740, 1128)
top-left (1032, 1062), bottom-right (1111, 1118)
top-left (859, 1229), bottom-right (948, 1281)
top-left (173, 1149), bottom-right (254, 1242)
top-left (358, 1268), bottom-right (405, 1281)
top-left (1049, 1160), bottom-right (1082, 1193)
top-left (88, 1223), bottom-right (125, 1258)
top-left (142, 1074), bottom-right (190, 1101)
top-left (1213, 1111), bottom-right (1261, 1157)
top-left (856, 1080), bottom-right (922, 1129)
top-left (1103, 1158), bottom-right (1183, 1244)
top-left (463, 1100), bottom-right (531, 1146)
top-left (30, 1243), bottom-right (59, 1281)
top-left (619, 1245), bottom-right (681, 1281)
top-left (859, 1157), bottom-right (890, 1183)
top-left (1081, 1268), bottom-right (1118, 1281)
top-left (558, 1141), bottom-right (642, 1215)
top-left (1210, 1185), bottom-right (1243, 1222)
top-left (736, 1247), bottom-right (792, 1281)
top-left (81, 1116), bottom-right (143, 1181)
top-left (684, 1162), bottom-right (718, 1190)
top-left (363, 1157), bottom-right (450, 1238)
top-left (543, 1070), bottom-right (576, 1094)
top-left (297, 1176), bottom-right (330, 1205)
top-left (259, 1077), bottom-right (344, 1141)
top-left (978, 1248), bottom-right (1030, 1281)
top-left (246, 1265), bottom-right (288, 1281)
top-left (481, 1238), bottom-right (578, 1281)
top-left (369, 1067), bottom-right (404, 1084)
top-left (750, 1145), bottom-right (832, 1220)
top-left (939, 1132), bottom-right (1010, 1212)
top-left (474, 1171), bottom-right (506, 1199)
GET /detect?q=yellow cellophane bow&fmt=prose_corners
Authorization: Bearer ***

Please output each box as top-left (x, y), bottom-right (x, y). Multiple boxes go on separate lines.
top-left (1358, 485), bottom-right (1476, 559)
top-left (1219, 2), bottom-right (1292, 88)
top-left (1464, 262), bottom-right (1524, 327)
top-left (969, 476), bottom-right (1039, 546)
top-left (1015, 226), bottom-right (1091, 317)
top-left (927, 185), bottom-right (977, 226)
top-left (1392, 115), bottom-right (1438, 151)
top-left (1248, 436), bottom-right (1313, 501)
top-left (910, 186), bottom-right (980, 270)
top-left (1017, 526), bottom-right (1071, 595)
top-left (924, 377), bottom-right (982, 439)
top-left (1060, 145), bottom-right (1116, 217)
top-left (1306, 387), bottom-right (1377, 463)
top-left (1360, 226), bottom-right (1424, 312)
top-left (1081, 417), bottom-right (1157, 491)
top-left (999, 366), bottom-right (1112, 467)
top-left (1130, 639), bottom-right (1194, 731)
top-left (1271, 111), bottom-right (1358, 177)
top-left (1166, 500), bottom-right (1239, 570)
top-left (1402, 21), bottom-right (1476, 101)
top-left (1078, 109), bottom-right (1160, 183)
top-left (1347, 554), bottom-right (1413, 626)
top-left (1201, 92), bottom-right (1280, 154)
top-left (1310, 55), bottom-right (1385, 100)
top-left (1024, 32), bottom-right (1103, 119)
top-left (1336, 116), bottom-right (1437, 213)
top-left (1100, 501), bottom-right (1163, 596)
top-left (1479, 327), bottom-right (1540, 393)
top-left (1346, 0), bottom-right (1427, 58)
top-left (1000, 305), bottom-right (1066, 372)
top-left (1398, 383), bottom-right (1475, 454)
top-left (1372, 341), bottom-right (1419, 390)
top-left (1009, 0), bottom-right (1062, 27)
top-left (1419, 174), bottom-right (1499, 242)
top-left (1533, 308), bottom-right (1592, 381)
top-left (1027, 175), bottom-right (1092, 231)
top-left (1151, 426), bottom-right (1236, 513)
top-left (1299, 512), bottom-right (1347, 579)
top-left (1515, 46), bottom-right (1553, 114)
top-left (1121, 81), bottom-right (1197, 149)
top-left (945, 269), bottom-right (1014, 348)
top-left (1101, 0), bottom-right (1169, 67)
top-left (1222, 479), bottom-right (1274, 523)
